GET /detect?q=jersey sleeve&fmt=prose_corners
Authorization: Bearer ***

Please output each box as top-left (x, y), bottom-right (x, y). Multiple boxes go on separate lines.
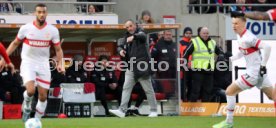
top-left (16, 25), bottom-right (27, 41)
top-left (266, 8), bottom-right (276, 22)
top-left (52, 27), bottom-right (61, 46)
top-left (247, 34), bottom-right (261, 48)
top-left (0, 43), bottom-right (11, 64)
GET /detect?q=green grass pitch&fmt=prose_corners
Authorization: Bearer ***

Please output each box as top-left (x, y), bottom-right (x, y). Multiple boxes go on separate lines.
top-left (0, 116), bottom-right (275, 128)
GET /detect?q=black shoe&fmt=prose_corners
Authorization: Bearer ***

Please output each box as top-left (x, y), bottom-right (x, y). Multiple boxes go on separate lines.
top-left (125, 110), bottom-right (133, 116)
top-left (132, 109), bottom-right (141, 116)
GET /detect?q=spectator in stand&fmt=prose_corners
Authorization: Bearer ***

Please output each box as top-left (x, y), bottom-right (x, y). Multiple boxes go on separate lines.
top-left (180, 27), bottom-right (193, 102)
top-left (149, 34), bottom-right (158, 53)
top-left (230, 0), bottom-right (251, 12)
top-left (0, 68), bottom-right (24, 104)
top-left (91, 55), bottom-right (122, 116)
top-left (66, 54), bottom-right (88, 83)
top-left (88, 4), bottom-right (97, 14)
top-left (251, 0), bottom-right (275, 12)
top-left (0, 0), bottom-right (13, 13)
top-left (139, 10), bottom-right (154, 24)
top-left (157, 31), bottom-right (164, 40)
top-left (151, 30), bottom-right (177, 79)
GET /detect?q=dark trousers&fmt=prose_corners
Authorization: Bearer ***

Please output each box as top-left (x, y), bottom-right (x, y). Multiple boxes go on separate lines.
top-left (189, 71), bottom-right (213, 102)
top-left (181, 70), bottom-right (193, 101)
top-left (96, 85), bottom-right (122, 115)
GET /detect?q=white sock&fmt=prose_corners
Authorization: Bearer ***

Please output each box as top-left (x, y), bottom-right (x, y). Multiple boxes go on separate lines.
top-left (35, 100), bottom-right (47, 119)
top-left (226, 95), bottom-right (236, 124)
top-left (23, 91), bottom-right (33, 108)
top-left (23, 91), bottom-right (33, 102)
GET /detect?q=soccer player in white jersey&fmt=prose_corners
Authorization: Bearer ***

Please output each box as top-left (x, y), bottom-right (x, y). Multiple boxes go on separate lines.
top-left (231, 8), bottom-right (276, 113)
top-left (3, 3), bottom-right (65, 122)
top-left (213, 17), bottom-right (273, 128)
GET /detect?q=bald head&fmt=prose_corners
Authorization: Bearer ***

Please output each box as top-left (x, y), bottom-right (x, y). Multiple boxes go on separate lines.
top-left (199, 27), bottom-right (209, 41)
top-left (124, 19), bottom-right (137, 34)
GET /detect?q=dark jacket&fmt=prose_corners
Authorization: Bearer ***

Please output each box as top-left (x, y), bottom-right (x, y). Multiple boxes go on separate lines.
top-left (0, 69), bottom-right (22, 90)
top-left (91, 68), bottom-right (117, 88)
top-left (50, 65), bottom-right (66, 87)
top-left (151, 37), bottom-right (177, 68)
top-left (122, 27), bottom-right (152, 80)
top-left (66, 62), bottom-right (88, 83)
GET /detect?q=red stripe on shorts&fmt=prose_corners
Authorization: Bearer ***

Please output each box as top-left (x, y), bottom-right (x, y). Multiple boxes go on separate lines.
top-left (36, 78), bottom-right (50, 85)
top-left (241, 75), bottom-right (253, 87)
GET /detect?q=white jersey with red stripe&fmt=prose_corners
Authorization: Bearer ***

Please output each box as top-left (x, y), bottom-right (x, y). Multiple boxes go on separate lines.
top-left (16, 21), bottom-right (60, 89)
top-left (17, 21), bottom-right (60, 64)
top-left (267, 8), bottom-right (276, 22)
top-left (237, 29), bottom-right (261, 78)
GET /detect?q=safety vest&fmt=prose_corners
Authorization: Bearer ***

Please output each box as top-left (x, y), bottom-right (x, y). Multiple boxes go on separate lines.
top-left (191, 37), bottom-right (216, 70)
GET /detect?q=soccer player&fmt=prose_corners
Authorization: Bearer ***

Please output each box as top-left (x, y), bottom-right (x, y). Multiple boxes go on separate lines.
top-left (3, 3), bottom-right (64, 122)
top-left (213, 16), bottom-right (273, 128)
top-left (0, 42), bottom-right (14, 72)
top-left (231, 9), bottom-right (276, 108)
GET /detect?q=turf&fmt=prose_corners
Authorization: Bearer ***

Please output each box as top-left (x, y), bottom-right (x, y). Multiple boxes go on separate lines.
top-left (0, 116), bottom-right (275, 128)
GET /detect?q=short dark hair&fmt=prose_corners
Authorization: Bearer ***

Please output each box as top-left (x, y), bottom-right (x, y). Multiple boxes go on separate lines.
top-left (237, 16), bottom-right (247, 22)
top-left (197, 27), bottom-right (202, 36)
top-left (35, 3), bottom-right (47, 10)
top-left (98, 55), bottom-right (109, 61)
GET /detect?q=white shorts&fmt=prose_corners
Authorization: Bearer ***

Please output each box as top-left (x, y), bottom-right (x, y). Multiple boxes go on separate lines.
top-left (235, 73), bottom-right (272, 90)
top-left (20, 61), bottom-right (51, 89)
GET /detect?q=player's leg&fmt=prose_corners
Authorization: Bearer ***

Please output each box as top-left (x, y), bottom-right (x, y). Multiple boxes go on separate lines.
top-left (225, 83), bottom-right (243, 123)
top-left (34, 69), bottom-right (51, 119)
top-left (34, 83), bottom-right (49, 119)
top-left (213, 82), bottom-right (242, 128)
top-left (213, 73), bottom-right (255, 128)
top-left (20, 62), bottom-right (36, 122)
top-left (258, 76), bottom-right (275, 112)
top-left (261, 86), bottom-right (273, 100)
top-left (22, 81), bottom-right (36, 122)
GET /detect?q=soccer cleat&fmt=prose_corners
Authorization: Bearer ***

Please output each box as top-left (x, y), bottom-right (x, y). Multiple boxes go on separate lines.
top-left (212, 120), bottom-right (233, 128)
top-left (22, 100), bottom-right (32, 122)
top-left (148, 112), bottom-right (158, 117)
top-left (109, 109), bottom-right (125, 118)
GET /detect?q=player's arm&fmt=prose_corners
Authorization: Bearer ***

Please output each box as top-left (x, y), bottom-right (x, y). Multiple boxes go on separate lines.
top-left (258, 41), bottom-right (271, 66)
top-left (5, 38), bottom-right (22, 56)
top-left (0, 43), bottom-right (11, 64)
top-left (244, 11), bottom-right (270, 21)
top-left (231, 11), bottom-right (270, 20)
top-left (0, 39), bottom-right (19, 73)
top-left (54, 44), bottom-right (65, 74)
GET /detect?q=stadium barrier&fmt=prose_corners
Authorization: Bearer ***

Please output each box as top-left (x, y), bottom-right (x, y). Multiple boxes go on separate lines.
top-left (180, 102), bottom-right (275, 117)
